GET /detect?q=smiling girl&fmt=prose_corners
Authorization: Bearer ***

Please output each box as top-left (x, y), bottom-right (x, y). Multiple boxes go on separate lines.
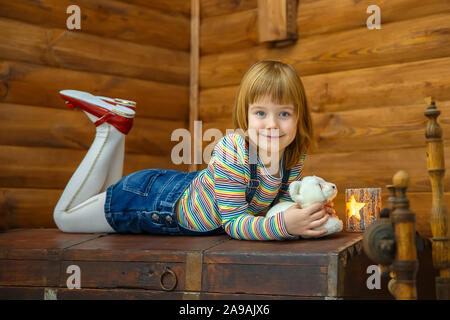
top-left (53, 60), bottom-right (335, 240)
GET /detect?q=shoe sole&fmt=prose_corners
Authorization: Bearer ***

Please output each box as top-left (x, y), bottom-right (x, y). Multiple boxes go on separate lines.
top-left (60, 90), bottom-right (135, 118)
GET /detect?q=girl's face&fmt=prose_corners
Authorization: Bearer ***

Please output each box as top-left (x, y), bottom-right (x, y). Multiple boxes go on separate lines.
top-left (248, 95), bottom-right (297, 164)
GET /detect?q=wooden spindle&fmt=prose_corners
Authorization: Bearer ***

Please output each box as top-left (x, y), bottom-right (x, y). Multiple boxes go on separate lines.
top-left (390, 170), bottom-right (419, 300)
top-left (424, 97), bottom-right (450, 300)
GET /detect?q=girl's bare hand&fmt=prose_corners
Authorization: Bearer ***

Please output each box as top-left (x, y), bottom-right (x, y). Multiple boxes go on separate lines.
top-left (283, 202), bottom-right (329, 237)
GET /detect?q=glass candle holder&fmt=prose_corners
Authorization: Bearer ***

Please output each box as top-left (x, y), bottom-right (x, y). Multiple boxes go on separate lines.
top-left (345, 188), bottom-right (382, 232)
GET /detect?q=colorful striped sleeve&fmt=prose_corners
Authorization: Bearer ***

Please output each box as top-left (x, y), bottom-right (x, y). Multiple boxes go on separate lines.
top-left (211, 134), bottom-right (295, 240)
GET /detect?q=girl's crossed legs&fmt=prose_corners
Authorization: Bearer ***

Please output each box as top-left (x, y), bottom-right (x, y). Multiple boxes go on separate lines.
top-left (53, 112), bottom-right (123, 233)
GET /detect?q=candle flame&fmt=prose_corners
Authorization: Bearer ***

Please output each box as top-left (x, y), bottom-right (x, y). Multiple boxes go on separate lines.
top-left (346, 195), bottom-right (366, 220)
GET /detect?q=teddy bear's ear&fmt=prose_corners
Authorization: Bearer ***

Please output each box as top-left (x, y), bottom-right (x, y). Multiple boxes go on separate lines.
top-left (289, 181), bottom-right (302, 197)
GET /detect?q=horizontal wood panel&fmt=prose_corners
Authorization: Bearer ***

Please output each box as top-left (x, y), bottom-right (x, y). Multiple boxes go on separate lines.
top-left (119, 0), bottom-right (191, 17)
top-left (200, 0), bottom-right (449, 54)
top-left (203, 233), bottom-right (362, 264)
top-left (0, 187), bottom-right (442, 236)
top-left (0, 18), bottom-right (189, 85)
top-left (201, 0), bottom-right (257, 18)
top-left (200, 13), bottom-right (450, 89)
top-left (63, 233), bottom-right (227, 262)
top-left (0, 229), bottom-right (102, 257)
top-left (203, 263), bottom-right (327, 296)
top-left (303, 57), bottom-right (450, 113)
top-left (0, 188), bottom-right (60, 229)
top-left (0, 260), bottom-right (60, 286)
top-left (60, 261), bottom-right (186, 290)
top-left (200, 100), bottom-right (450, 154)
top-left (200, 9), bottom-right (258, 55)
top-left (0, 60), bottom-right (188, 120)
top-left (300, 140), bottom-right (450, 194)
top-left (0, 0), bottom-right (190, 51)
top-left (0, 145), bottom-right (188, 189)
top-left (312, 100), bottom-right (450, 154)
top-left (296, 0), bottom-right (450, 39)
top-left (199, 56), bottom-right (450, 120)
top-left (0, 103), bottom-right (187, 156)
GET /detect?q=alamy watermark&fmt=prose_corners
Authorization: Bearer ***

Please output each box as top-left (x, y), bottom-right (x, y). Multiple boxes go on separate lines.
top-left (366, 5), bottom-right (381, 30)
top-left (66, 264), bottom-right (81, 289)
top-left (66, 5), bottom-right (81, 30)
top-left (366, 264), bottom-right (381, 290)
top-left (171, 124), bottom-right (283, 176)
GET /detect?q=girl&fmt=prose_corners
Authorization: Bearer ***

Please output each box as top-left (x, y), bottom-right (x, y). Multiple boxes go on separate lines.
top-left (53, 60), bottom-right (335, 240)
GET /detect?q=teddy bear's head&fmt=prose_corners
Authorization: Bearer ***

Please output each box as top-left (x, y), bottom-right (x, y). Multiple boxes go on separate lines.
top-left (289, 176), bottom-right (337, 208)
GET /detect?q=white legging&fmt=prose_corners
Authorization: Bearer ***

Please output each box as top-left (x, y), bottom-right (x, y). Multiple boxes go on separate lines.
top-left (53, 111), bottom-right (123, 233)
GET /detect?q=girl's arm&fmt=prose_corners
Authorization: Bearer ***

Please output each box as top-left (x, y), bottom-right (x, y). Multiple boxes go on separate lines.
top-left (212, 134), bottom-right (297, 240)
top-left (214, 171), bottom-right (296, 240)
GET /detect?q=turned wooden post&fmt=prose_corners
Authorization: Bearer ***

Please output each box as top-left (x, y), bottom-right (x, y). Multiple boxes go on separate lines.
top-left (390, 171), bottom-right (419, 300)
top-left (424, 97), bottom-right (450, 300)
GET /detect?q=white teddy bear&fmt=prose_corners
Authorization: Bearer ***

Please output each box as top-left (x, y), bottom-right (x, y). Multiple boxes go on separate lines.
top-left (266, 176), bottom-right (343, 239)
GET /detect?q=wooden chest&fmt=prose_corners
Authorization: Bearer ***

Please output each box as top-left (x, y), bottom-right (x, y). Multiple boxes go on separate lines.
top-left (0, 228), bottom-right (434, 299)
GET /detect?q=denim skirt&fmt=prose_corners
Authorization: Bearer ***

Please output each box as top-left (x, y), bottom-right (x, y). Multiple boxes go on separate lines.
top-left (104, 168), bottom-right (225, 236)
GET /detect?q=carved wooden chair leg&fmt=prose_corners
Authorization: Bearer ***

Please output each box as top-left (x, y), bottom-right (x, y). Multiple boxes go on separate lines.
top-left (424, 97), bottom-right (450, 300)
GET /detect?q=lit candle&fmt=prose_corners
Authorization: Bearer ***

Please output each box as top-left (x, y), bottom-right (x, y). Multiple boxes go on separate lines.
top-left (345, 188), bottom-right (382, 232)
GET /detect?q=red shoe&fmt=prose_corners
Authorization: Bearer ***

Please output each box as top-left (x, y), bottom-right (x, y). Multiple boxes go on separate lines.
top-left (97, 96), bottom-right (136, 111)
top-left (60, 90), bottom-right (135, 135)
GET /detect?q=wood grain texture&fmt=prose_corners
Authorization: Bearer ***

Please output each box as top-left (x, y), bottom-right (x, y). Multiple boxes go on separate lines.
top-left (119, 0), bottom-right (191, 17)
top-left (0, 103), bottom-right (187, 155)
top-left (301, 141), bottom-right (450, 193)
top-left (199, 57), bottom-right (450, 120)
top-left (0, 60), bottom-right (188, 120)
top-left (0, 229), bottom-right (103, 259)
top-left (0, 145), bottom-right (189, 190)
top-left (62, 233), bottom-right (228, 262)
top-left (303, 57), bottom-right (450, 114)
top-left (202, 263), bottom-right (327, 296)
top-left (200, 13), bottom-right (450, 88)
top-left (0, 0), bottom-right (190, 51)
top-left (201, 0), bottom-right (257, 18)
top-left (0, 188), bottom-right (62, 229)
top-left (202, 233), bottom-right (362, 296)
top-left (311, 101), bottom-right (450, 154)
top-left (0, 260), bottom-right (60, 286)
top-left (296, 0), bottom-right (450, 39)
top-left (60, 260), bottom-right (186, 290)
top-left (200, 0), bottom-right (449, 54)
top-left (257, 0), bottom-right (297, 43)
top-left (0, 229), bottom-right (435, 299)
top-left (200, 9), bottom-right (259, 55)
top-left (0, 18), bottom-right (189, 85)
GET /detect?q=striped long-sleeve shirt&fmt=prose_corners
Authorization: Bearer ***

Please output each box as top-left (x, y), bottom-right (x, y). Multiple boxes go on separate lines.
top-left (176, 133), bottom-right (307, 240)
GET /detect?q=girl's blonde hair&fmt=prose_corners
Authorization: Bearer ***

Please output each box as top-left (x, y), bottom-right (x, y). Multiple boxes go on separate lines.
top-left (232, 60), bottom-right (315, 170)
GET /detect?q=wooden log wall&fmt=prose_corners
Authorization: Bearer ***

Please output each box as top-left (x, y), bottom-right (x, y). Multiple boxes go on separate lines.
top-left (0, 0), bottom-right (191, 229)
top-left (198, 0), bottom-right (450, 237)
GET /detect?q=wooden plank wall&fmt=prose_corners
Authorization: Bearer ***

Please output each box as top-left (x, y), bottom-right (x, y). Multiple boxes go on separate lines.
top-left (198, 0), bottom-right (450, 237)
top-left (0, 0), bottom-right (191, 230)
